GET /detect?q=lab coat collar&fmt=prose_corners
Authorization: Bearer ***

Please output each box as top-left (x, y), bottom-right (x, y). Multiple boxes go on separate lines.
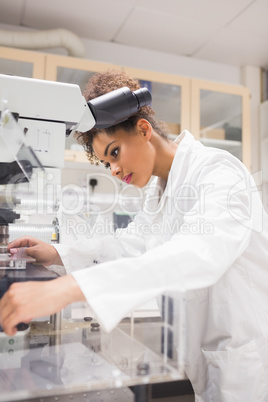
top-left (146, 130), bottom-right (196, 200)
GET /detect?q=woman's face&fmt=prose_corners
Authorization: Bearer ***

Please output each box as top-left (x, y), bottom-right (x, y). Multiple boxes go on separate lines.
top-left (92, 122), bottom-right (155, 188)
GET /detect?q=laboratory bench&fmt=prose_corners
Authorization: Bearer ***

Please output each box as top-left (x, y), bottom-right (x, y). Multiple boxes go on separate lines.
top-left (0, 252), bottom-right (192, 402)
top-left (0, 311), bottom-right (193, 402)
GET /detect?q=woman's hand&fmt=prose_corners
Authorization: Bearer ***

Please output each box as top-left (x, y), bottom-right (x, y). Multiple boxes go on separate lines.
top-left (8, 236), bottom-right (63, 266)
top-left (0, 275), bottom-right (86, 336)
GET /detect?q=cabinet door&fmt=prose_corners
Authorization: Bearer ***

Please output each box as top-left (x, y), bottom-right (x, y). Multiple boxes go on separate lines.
top-left (191, 79), bottom-right (251, 170)
top-left (45, 54), bottom-right (122, 88)
top-left (123, 67), bottom-right (190, 137)
top-left (260, 101), bottom-right (268, 182)
top-left (45, 54), bottom-right (123, 156)
top-left (0, 46), bottom-right (45, 78)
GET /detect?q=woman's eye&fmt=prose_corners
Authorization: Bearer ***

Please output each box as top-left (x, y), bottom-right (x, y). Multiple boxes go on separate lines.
top-left (111, 147), bottom-right (119, 158)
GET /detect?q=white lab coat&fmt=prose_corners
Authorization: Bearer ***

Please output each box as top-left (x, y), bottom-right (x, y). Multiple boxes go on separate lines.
top-left (55, 131), bottom-right (268, 401)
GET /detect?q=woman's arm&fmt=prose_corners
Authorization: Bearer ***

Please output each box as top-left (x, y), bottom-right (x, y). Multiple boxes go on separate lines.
top-left (0, 275), bottom-right (85, 336)
top-left (52, 214), bottom-right (149, 273)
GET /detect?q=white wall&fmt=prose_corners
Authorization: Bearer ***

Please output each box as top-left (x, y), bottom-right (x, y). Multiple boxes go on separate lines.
top-left (81, 37), bottom-right (241, 85)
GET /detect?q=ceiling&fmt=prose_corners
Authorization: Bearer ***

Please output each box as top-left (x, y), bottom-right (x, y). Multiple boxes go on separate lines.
top-left (0, 0), bottom-right (268, 69)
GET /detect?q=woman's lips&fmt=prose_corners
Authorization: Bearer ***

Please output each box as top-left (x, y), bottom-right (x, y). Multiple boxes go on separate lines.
top-left (122, 173), bottom-right (132, 184)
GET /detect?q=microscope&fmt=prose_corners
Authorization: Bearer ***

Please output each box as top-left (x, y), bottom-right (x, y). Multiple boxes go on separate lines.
top-left (0, 73), bottom-right (151, 298)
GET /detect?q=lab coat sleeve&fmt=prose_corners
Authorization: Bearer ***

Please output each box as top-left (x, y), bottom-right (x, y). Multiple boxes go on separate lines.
top-left (71, 161), bottom-right (260, 332)
top-left (53, 213), bottom-right (148, 273)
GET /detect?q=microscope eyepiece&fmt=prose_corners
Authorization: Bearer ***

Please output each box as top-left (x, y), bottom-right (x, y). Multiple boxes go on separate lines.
top-left (87, 86), bottom-right (152, 129)
top-left (132, 87), bottom-right (152, 109)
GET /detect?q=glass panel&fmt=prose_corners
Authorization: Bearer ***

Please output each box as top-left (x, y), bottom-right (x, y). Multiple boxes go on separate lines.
top-left (199, 90), bottom-right (242, 160)
top-left (0, 292), bottom-right (186, 401)
top-left (56, 66), bottom-right (95, 92)
top-left (140, 80), bottom-right (181, 137)
top-left (0, 58), bottom-right (33, 77)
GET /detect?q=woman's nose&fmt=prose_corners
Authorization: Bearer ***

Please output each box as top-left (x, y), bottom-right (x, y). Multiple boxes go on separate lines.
top-left (110, 163), bottom-right (121, 177)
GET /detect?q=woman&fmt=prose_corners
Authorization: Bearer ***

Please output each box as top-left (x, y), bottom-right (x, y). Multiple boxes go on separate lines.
top-left (1, 70), bottom-right (268, 401)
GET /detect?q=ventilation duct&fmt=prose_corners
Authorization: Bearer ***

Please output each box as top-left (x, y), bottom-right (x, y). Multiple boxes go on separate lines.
top-left (0, 28), bottom-right (86, 58)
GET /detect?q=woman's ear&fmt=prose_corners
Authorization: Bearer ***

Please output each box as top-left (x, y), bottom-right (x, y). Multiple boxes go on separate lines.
top-left (137, 119), bottom-right (152, 141)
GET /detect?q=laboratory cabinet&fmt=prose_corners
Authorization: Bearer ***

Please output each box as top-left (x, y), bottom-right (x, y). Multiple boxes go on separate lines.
top-left (191, 79), bottom-right (251, 170)
top-left (0, 46), bottom-right (251, 170)
top-left (260, 100), bottom-right (268, 182)
top-left (45, 54), bottom-right (251, 171)
top-left (43, 54), bottom-right (191, 154)
top-left (0, 46), bottom-right (45, 78)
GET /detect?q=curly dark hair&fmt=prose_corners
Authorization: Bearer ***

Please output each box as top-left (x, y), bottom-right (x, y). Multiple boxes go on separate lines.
top-left (75, 70), bottom-right (169, 164)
